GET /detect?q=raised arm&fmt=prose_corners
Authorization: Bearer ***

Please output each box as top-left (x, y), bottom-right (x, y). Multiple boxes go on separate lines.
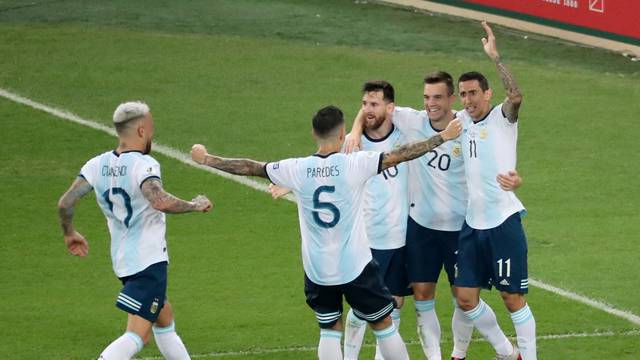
top-left (141, 178), bottom-right (212, 214)
top-left (380, 118), bottom-right (461, 170)
top-left (481, 21), bottom-right (522, 123)
top-left (191, 144), bottom-right (268, 178)
top-left (343, 109), bottom-right (365, 153)
top-left (58, 177), bottom-right (94, 256)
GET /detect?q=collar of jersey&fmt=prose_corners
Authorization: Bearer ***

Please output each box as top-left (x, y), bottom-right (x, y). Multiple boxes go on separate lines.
top-left (363, 124), bottom-right (395, 143)
top-left (472, 105), bottom-right (495, 124)
top-left (313, 152), bottom-right (339, 158)
top-left (112, 150), bottom-right (144, 157)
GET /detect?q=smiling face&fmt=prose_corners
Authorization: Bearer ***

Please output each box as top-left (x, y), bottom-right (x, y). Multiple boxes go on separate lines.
top-left (458, 79), bottom-right (492, 120)
top-left (423, 82), bottom-right (456, 122)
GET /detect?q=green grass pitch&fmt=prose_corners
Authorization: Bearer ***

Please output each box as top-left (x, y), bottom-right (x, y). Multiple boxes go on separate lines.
top-left (1, 0), bottom-right (639, 359)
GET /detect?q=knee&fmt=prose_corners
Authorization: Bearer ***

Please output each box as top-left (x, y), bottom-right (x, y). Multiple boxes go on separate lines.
top-left (412, 283), bottom-right (436, 301)
top-left (455, 294), bottom-right (478, 311)
top-left (369, 315), bottom-right (392, 330)
top-left (501, 292), bottom-right (526, 312)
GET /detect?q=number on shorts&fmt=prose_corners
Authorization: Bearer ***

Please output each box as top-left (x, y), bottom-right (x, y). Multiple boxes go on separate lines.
top-left (497, 258), bottom-right (511, 277)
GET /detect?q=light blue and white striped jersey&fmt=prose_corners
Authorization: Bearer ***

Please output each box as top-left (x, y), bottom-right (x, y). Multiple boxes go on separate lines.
top-left (392, 106), bottom-right (467, 231)
top-left (350, 126), bottom-right (409, 250)
top-left (266, 151), bottom-right (383, 286)
top-left (458, 104), bottom-right (525, 230)
top-left (80, 150), bottom-right (168, 278)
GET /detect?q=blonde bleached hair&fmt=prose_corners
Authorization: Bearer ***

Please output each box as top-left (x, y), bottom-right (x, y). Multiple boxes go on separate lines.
top-left (113, 101), bottom-right (150, 134)
top-left (113, 101), bottom-right (150, 124)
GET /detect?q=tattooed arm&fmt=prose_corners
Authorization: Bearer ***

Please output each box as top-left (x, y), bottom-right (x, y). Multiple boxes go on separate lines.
top-left (141, 178), bottom-right (212, 213)
top-left (381, 119), bottom-right (461, 170)
top-left (57, 177), bottom-right (94, 256)
top-left (481, 21), bottom-right (523, 123)
top-left (191, 144), bottom-right (268, 178)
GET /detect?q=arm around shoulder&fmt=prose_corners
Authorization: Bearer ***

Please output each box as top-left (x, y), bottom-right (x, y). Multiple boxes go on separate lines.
top-left (380, 118), bottom-right (462, 170)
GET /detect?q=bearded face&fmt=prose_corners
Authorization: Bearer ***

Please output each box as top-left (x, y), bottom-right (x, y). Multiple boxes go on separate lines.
top-left (362, 90), bottom-right (390, 131)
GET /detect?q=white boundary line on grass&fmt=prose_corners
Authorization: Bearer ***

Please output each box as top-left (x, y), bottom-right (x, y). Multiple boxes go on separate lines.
top-left (2, 87), bottom-right (640, 327)
top-left (135, 330), bottom-right (640, 359)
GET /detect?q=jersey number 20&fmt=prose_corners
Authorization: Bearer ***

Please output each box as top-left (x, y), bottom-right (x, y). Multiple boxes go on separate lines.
top-left (312, 186), bottom-right (340, 228)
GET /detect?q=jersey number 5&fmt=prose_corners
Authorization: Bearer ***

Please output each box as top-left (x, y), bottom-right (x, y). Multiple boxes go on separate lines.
top-left (312, 186), bottom-right (340, 228)
top-left (102, 188), bottom-right (133, 227)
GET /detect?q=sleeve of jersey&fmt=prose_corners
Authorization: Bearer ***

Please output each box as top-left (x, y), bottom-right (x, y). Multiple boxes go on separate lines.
top-left (392, 107), bottom-right (416, 133)
top-left (498, 103), bottom-right (518, 125)
top-left (79, 157), bottom-right (98, 186)
top-left (264, 158), bottom-right (299, 191)
top-left (350, 151), bottom-right (383, 183)
top-left (136, 157), bottom-right (162, 189)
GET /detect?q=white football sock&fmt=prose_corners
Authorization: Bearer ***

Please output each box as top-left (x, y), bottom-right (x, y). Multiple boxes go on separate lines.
top-left (153, 321), bottom-right (191, 360)
top-left (373, 308), bottom-right (402, 360)
top-left (98, 332), bottom-right (143, 360)
top-left (344, 309), bottom-right (367, 360)
top-left (373, 323), bottom-right (409, 360)
top-left (318, 329), bottom-right (342, 360)
top-left (415, 299), bottom-right (442, 360)
top-left (451, 299), bottom-right (474, 358)
top-left (464, 300), bottom-right (513, 356)
top-left (511, 304), bottom-right (537, 360)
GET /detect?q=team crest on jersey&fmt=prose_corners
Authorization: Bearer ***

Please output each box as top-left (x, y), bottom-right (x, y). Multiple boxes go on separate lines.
top-left (150, 298), bottom-right (159, 314)
top-left (452, 144), bottom-right (461, 157)
top-left (146, 167), bottom-right (153, 173)
top-left (479, 128), bottom-right (488, 140)
top-left (272, 162), bottom-right (280, 170)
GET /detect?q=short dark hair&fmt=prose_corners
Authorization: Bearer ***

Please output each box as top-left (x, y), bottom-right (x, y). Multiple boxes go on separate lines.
top-left (458, 71), bottom-right (490, 91)
top-left (362, 80), bottom-right (395, 103)
top-left (424, 71), bottom-right (455, 96)
top-left (312, 105), bottom-right (344, 139)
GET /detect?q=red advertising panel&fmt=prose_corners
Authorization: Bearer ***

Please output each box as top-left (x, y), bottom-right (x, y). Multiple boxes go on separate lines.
top-left (461, 0), bottom-right (639, 40)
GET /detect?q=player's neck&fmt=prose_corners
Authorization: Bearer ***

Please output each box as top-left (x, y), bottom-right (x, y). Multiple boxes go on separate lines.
top-left (364, 119), bottom-right (393, 140)
top-left (471, 104), bottom-right (492, 122)
top-left (316, 141), bottom-right (342, 156)
top-left (115, 139), bottom-right (145, 154)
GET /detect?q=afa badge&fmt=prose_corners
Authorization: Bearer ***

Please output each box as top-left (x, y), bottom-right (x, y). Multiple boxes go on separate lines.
top-left (150, 298), bottom-right (159, 314)
top-left (452, 144), bottom-right (461, 157)
top-left (479, 128), bottom-right (488, 140)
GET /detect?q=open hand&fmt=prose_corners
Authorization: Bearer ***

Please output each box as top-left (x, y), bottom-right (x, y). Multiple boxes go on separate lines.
top-left (497, 170), bottom-right (522, 191)
top-left (268, 183), bottom-right (291, 199)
